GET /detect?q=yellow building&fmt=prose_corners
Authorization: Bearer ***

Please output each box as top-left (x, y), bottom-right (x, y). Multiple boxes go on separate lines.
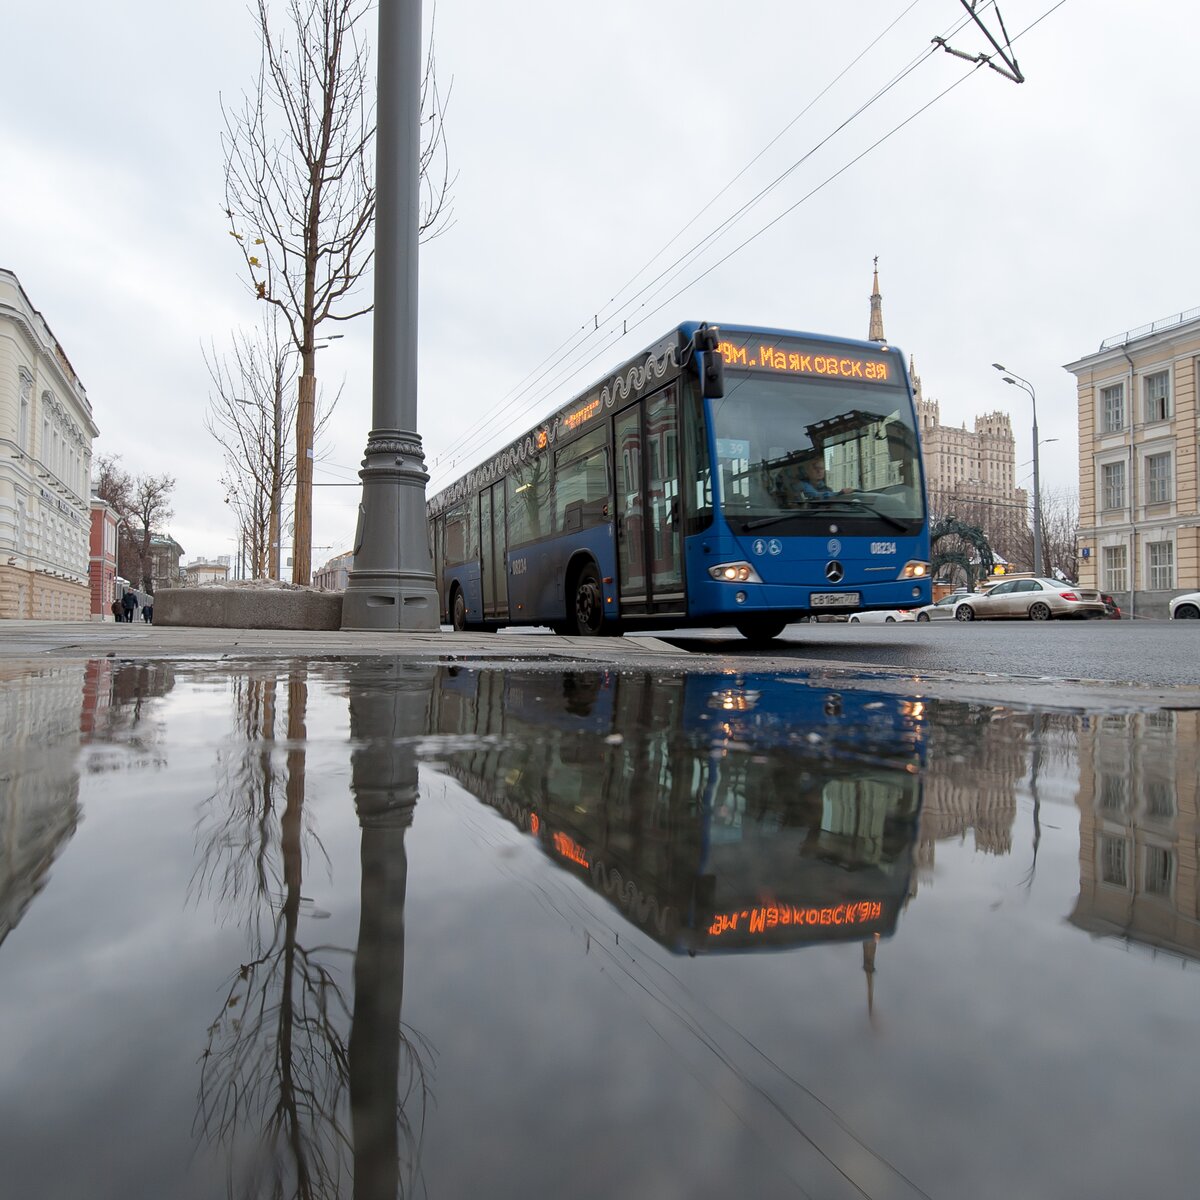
top-left (1064, 307), bottom-right (1200, 618)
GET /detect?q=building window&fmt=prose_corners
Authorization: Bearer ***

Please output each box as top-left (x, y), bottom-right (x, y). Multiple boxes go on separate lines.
top-left (1145, 453), bottom-right (1172, 505)
top-left (1143, 371), bottom-right (1170, 423)
top-left (1102, 545), bottom-right (1128, 593)
top-left (1101, 461), bottom-right (1126, 510)
top-left (1144, 846), bottom-right (1173, 896)
top-left (1147, 540), bottom-right (1174, 590)
top-left (1100, 836), bottom-right (1128, 888)
top-left (1100, 383), bottom-right (1125, 432)
top-left (1144, 778), bottom-right (1176, 821)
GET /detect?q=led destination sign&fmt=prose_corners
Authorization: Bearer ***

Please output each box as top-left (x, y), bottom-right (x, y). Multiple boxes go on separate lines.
top-left (718, 339), bottom-right (894, 383)
top-left (708, 899), bottom-right (887, 940)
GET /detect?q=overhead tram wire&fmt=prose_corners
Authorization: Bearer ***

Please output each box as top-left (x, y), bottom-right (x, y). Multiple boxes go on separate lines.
top-left (428, 5), bottom-right (956, 484)
top-left (428, 55), bottom-right (964, 489)
top-left (428, 1), bottom-right (991, 482)
top-left (593, 0), bottom-right (929, 320)
top-left (427, 2), bottom-right (1038, 491)
top-left (548, 0), bottom-right (1071, 371)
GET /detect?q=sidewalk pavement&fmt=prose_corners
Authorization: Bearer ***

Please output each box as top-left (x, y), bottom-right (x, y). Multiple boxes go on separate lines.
top-left (0, 620), bottom-right (695, 666)
top-left (3, 620), bottom-right (1199, 713)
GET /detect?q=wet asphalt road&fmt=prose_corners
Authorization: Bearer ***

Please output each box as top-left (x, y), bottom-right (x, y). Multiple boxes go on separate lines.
top-left (664, 618), bottom-right (1199, 688)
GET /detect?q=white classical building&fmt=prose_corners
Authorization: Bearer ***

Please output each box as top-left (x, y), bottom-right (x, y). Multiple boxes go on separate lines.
top-left (0, 270), bottom-right (98, 620)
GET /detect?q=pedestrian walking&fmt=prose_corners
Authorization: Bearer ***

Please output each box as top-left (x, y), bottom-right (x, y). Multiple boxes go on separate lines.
top-left (142, 598), bottom-right (153, 623)
top-left (111, 598), bottom-right (123, 622)
top-left (121, 590), bottom-right (138, 622)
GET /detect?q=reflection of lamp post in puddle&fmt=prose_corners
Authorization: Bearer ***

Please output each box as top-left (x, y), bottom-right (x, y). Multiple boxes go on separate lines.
top-left (348, 662), bottom-right (436, 1199)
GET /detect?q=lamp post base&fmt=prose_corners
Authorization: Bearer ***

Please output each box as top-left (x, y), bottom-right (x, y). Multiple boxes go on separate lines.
top-left (341, 430), bottom-right (440, 632)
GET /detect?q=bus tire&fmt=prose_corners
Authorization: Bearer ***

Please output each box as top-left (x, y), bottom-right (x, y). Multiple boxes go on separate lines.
top-left (736, 617), bottom-right (787, 644)
top-left (569, 561), bottom-right (605, 636)
top-left (451, 587), bottom-right (468, 632)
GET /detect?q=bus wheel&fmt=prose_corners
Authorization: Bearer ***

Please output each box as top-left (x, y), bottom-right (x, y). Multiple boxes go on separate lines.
top-left (451, 588), bottom-right (468, 632)
top-left (736, 617), bottom-right (787, 644)
top-left (570, 563), bottom-right (604, 636)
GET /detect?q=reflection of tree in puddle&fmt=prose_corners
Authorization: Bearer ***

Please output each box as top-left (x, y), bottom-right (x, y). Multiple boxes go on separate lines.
top-left (194, 663), bottom-right (434, 1199)
top-left (80, 660), bottom-right (176, 773)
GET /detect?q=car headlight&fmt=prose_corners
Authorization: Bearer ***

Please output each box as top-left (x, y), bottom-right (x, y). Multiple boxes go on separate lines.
top-left (708, 561), bottom-right (762, 583)
top-left (899, 560), bottom-right (929, 579)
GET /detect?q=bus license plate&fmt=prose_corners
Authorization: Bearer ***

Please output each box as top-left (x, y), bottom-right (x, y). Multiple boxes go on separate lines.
top-left (810, 592), bottom-right (860, 607)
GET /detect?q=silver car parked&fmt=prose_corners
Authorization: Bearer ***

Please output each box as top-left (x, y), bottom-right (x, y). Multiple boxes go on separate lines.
top-left (954, 577), bottom-right (1107, 622)
top-left (913, 594), bottom-right (965, 622)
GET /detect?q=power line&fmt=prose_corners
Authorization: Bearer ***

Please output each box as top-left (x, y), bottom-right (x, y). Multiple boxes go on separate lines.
top-left (428, 3), bottom-right (962, 483)
top-left (427, 1), bottom-right (1067, 493)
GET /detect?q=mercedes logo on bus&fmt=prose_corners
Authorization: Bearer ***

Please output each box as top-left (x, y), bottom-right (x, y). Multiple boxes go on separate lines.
top-left (825, 560), bottom-right (845, 583)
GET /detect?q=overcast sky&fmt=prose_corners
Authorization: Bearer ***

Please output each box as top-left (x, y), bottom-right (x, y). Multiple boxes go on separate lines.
top-left (4, 1), bottom-right (1197, 566)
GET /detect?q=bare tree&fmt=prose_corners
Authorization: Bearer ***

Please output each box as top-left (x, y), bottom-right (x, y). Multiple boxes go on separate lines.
top-left (205, 316), bottom-right (312, 579)
top-left (93, 452), bottom-right (134, 519)
top-left (128, 474), bottom-right (177, 593)
top-left (94, 453), bottom-right (175, 590)
top-left (223, 0), bottom-right (453, 585)
top-left (1038, 485), bottom-right (1080, 581)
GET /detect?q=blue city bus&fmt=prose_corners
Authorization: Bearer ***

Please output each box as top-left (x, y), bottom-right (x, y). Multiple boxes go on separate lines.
top-left (428, 321), bottom-right (931, 640)
top-left (430, 668), bottom-right (925, 955)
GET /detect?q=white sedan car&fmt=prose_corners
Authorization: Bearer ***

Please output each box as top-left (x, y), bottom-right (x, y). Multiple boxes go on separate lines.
top-left (1170, 591), bottom-right (1200, 619)
top-left (848, 609), bottom-right (916, 624)
top-left (953, 577), bottom-right (1107, 621)
top-left (912, 594), bottom-right (965, 622)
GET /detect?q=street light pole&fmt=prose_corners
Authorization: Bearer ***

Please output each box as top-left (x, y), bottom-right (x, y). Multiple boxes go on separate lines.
top-left (341, 0), bottom-right (438, 631)
top-left (993, 364), bottom-right (1043, 575)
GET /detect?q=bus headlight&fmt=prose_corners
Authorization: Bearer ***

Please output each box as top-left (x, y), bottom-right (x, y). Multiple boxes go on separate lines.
top-left (708, 561), bottom-right (762, 584)
top-left (899, 560), bottom-right (929, 579)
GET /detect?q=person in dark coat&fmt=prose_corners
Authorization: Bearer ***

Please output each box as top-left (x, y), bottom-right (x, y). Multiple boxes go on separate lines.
top-left (111, 598), bottom-right (123, 622)
top-left (121, 590), bottom-right (138, 622)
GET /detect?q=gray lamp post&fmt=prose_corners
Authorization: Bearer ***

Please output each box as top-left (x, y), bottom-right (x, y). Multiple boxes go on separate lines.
top-left (993, 363), bottom-right (1043, 575)
top-left (342, 0), bottom-right (439, 631)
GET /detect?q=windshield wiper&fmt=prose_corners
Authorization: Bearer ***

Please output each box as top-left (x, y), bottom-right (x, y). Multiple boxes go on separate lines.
top-left (814, 496), bottom-right (909, 531)
top-left (744, 497), bottom-right (909, 532)
top-left (744, 512), bottom-right (804, 531)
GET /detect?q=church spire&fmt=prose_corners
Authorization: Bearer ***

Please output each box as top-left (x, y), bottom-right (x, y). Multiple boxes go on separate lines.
top-left (868, 257), bottom-right (886, 342)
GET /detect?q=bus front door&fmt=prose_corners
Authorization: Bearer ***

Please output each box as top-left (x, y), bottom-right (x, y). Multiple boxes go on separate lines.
top-left (615, 389), bottom-right (684, 615)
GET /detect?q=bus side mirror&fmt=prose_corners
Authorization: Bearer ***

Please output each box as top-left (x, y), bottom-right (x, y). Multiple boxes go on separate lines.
top-left (693, 323), bottom-right (725, 399)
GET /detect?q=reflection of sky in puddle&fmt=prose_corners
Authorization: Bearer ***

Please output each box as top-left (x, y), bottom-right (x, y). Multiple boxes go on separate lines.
top-left (1, 659), bottom-right (1197, 1200)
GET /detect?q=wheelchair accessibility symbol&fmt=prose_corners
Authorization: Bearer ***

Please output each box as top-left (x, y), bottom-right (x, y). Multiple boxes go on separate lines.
top-left (752, 538), bottom-right (783, 556)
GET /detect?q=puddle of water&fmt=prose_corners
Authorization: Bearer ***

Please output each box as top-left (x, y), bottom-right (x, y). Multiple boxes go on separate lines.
top-left (1, 659), bottom-right (1197, 1200)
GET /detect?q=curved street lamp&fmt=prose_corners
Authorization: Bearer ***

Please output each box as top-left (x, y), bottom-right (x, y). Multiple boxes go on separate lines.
top-left (993, 363), bottom-right (1043, 574)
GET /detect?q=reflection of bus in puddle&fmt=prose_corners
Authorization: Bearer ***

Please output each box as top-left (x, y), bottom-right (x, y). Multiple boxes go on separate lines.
top-left (431, 670), bottom-right (924, 954)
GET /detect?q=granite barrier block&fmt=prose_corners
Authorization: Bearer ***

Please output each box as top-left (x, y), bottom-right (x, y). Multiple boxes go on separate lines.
top-left (154, 587), bottom-right (343, 630)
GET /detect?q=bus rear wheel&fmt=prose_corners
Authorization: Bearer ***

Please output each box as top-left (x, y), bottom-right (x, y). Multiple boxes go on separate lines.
top-left (570, 563), bottom-right (604, 636)
top-left (451, 588), bottom-right (468, 632)
top-left (736, 617), bottom-right (787, 644)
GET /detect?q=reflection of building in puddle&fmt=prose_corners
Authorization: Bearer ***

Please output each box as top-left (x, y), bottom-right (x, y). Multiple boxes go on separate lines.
top-left (430, 669), bottom-right (923, 957)
top-left (1, 658), bottom-right (178, 946)
top-left (0, 664), bottom-right (86, 945)
top-left (1071, 710), bottom-right (1200, 963)
top-left (914, 704), bottom-right (1029, 875)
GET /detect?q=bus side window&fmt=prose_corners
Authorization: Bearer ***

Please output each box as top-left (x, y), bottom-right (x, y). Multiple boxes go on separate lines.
top-left (507, 456), bottom-right (552, 546)
top-left (445, 503), bottom-right (470, 565)
top-left (555, 428), bottom-right (610, 534)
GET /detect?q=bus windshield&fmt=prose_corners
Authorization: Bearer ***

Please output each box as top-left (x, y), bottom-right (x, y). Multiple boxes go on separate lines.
top-left (710, 371), bottom-right (923, 533)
